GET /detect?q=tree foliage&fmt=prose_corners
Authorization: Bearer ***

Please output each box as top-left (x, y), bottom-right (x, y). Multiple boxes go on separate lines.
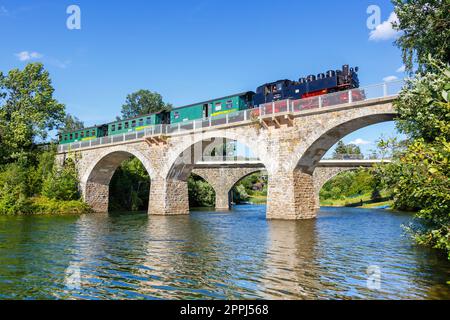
top-left (333, 141), bottom-right (362, 158)
top-left (320, 169), bottom-right (380, 201)
top-left (42, 157), bottom-right (80, 201)
top-left (375, 59), bottom-right (450, 257)
top-left (109, 158), bottom-right (150, 212)
top-left (188, 174), bottom-right (216, 208)
top-left (59, 114), bottom-right (84, 134)
top-left (0, 63), bottom-right (88, 215)
top-left (0, 63), bottom-right (65, 163)
top-left (393, 0), bottom-right (450, 73)
top-left (120, 89), bottom-right (172, 119)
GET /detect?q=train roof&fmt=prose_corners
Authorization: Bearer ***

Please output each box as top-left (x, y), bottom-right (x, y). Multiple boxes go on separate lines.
top-left (174, 91), bottom-right (255, 110)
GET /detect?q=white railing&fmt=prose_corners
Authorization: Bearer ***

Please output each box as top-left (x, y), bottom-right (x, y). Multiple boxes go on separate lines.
top-left (200, 156), bottom-right (261, 163)
top-left (58, 80), bottom-right (404, 153)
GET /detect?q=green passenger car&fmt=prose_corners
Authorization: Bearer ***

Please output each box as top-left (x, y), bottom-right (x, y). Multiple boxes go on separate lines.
top-left (170, 92), bottom-right (254, 124)
top-left (59, 126), bottom-right (106, 144)
top-left (107, 112), bottom-right (167, 136)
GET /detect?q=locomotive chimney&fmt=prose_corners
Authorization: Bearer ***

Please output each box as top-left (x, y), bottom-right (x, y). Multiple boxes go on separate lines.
top-left (343, 64), bottom-right (350, 75)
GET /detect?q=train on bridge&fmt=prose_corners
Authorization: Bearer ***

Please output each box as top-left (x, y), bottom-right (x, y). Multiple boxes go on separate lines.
top-left (59, 65), bottom-right (362, 144)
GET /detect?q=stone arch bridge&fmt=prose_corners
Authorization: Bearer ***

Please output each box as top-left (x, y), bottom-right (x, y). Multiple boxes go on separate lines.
top-left (56, 96), bottom-right (396, 220)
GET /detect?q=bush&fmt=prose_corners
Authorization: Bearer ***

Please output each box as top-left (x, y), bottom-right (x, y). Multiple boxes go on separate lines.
top-left (0, 163), bottom-right (33, 215)
top-left (41, 158), bottom-right (80, 201)
top-left (31, 196), bottom-right (91, 215)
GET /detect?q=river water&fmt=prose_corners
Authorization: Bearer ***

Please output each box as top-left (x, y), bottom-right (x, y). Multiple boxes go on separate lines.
top-left (0, 205), bottom-right (448, 300)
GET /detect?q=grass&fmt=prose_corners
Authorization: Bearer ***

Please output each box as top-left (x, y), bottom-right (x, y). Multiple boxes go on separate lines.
top-left (248, 195), bottom-right (267, 204)
top-left (320, 191), bottom-right (393, 209)
top-left (30, 197), bottom-right (92, 215)
top-left (246, 192), bottom-right (394, 209)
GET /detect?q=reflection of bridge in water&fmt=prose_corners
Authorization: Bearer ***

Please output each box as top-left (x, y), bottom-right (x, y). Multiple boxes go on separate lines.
top-left (57, 80), bottom-right (401, 220)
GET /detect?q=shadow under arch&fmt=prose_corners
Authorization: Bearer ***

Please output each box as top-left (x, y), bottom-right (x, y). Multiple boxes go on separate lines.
top-left (296, 114), bottom-right (396, 174)
top-left (82, 149), bottom-right (154, 213)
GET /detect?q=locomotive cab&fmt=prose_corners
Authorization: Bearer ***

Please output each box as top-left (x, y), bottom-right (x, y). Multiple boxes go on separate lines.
top-left (254, 80), bottom-right (292, 105)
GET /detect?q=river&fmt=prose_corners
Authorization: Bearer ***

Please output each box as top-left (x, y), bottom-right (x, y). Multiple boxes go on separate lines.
top-left (0, 205), bottom-right (448, 300)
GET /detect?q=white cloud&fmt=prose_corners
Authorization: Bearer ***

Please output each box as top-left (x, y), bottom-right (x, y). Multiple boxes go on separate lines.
top-left (383, 75), bottom-right (398, 82)
top-left (350, 138), bottom-right (372, 146)
top-left (396, 65), bottom-right (406, 73)
top-left (369, 12), bottom-right (401, 41)
top-left (15, 51), bottom-right (43, 61)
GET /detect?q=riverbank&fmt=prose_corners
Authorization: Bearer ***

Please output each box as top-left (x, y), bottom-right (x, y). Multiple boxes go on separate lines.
top-left (248, 193), bottom-right (394, 210)
top-left (0, 196), bottom-right (91, 216)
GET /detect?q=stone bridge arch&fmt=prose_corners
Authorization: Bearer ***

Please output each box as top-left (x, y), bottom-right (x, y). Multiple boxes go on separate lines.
top-left (294, 99), bottom-right (396, 174)
top-left (192, 167), bottom-right (265, 210)
top-left (79, 144), bottom-right (155, 212)
top-left (150, 130), bottom-right (270, 216)
top-left (162, 129), bottom-right (269, 179)
top-left (266, 98), bottom-right (396, 220)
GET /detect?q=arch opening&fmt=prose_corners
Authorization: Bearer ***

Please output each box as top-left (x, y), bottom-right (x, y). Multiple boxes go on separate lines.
top-left (83, 150), bottom-right (153, 213)
top-left (296, 114), bottom-right (396, 174)
top-left (231, 170), bottom-right (267, 206)
top-left (317, 168), bottom-right (389, 209)
top-left (109, 156), bottom-right (151, 212)
top-left (165, 134), bottom-right (267, 213)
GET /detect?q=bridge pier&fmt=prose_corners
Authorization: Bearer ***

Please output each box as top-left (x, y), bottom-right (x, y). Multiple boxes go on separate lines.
top-left (84, 181), bottom-right (110, 213)
top-left (149, 178), bottom-right (190, 215)
top-left (267, 170), bottom-right (318, 220)
top-left (215, 190), bottom-right (231, 211)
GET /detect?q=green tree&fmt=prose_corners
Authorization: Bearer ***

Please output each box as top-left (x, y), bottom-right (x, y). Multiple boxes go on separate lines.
top-left (0, 63), bottom-right (65, 163)
top-left (42, 157), bottom-right (80, 201)
top-left (393, 0), bottom-right (450, 73)
top-left (59, 114), bottom-right (84, 134)
top-left (375, 59), bottom-right (450, 257)
top-left (120, 89), bottom-right (172, 119)
top-left (333, 141), bottom-right (362, 159)
top-left (109, 158), bottom-right (150, 212)
top-left (188, 174), bottom-right (215, 208)
top-left (0, 163), bottom-right (33, 215)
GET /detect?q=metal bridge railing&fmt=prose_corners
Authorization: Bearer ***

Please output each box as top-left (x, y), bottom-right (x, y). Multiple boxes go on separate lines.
top-left (57, 80), bottom-right (404, 153)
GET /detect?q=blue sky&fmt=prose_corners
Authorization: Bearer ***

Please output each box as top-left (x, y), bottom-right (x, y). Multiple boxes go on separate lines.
top-left (0, 0), bottom-right (406, 156)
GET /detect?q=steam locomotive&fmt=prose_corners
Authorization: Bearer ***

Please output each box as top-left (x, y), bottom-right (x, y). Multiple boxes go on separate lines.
top-left (60, 65), bottom-right (361, 145)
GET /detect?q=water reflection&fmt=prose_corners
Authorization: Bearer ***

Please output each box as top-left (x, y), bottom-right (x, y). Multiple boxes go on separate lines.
top-left (262, 219), bottom-right (320, 299)
top-left (0, 206), bottom-right (448, 300)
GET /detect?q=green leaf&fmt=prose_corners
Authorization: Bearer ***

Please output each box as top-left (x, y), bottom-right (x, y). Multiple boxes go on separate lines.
top-left (428, 167), bottom-right (438, 174)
